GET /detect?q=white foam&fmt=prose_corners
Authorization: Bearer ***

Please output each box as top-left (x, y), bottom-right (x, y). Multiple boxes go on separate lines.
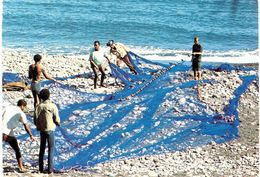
top-left (130, 48), bottom-right (259, 64)
top-left (4, 46), bottom-right (259, 64)
top-left (142, 54), bottom-right (259, 64)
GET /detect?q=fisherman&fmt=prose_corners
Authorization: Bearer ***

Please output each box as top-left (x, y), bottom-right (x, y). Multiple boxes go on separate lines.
top-left (28, 54), bottom-right (57, 108)
top-left (89, 41), bottom-right (111, 89)
top-left (191, 36), bottom-right (203, 80)
top-left (34, 89), bottom-right (60, 174)
top-left (2, 99), bottom-right (35, 172)
top-left (107, 40), bottom-right (138, 75)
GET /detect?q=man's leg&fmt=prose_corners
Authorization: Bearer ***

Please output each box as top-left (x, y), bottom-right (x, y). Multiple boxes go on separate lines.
top-left (193, 71), bottom-right (197, 80)
top-left (91, 63), bottom-right (98, 89)
top-left (47, 131), bottom-right (55, 174)
top-left (193, 69), bottom-right (198, 80)
top-left (32, 90), bottom-right (39, 108)
top-left (39, 131), bottom-right (47, 173)
top-left (198, 62), bottom-right (202, 80)
top-left (116, 59), bottom-right (122, 67)
top-left (192, 61), bottom-right (199, 80)
top-left (197, 71), bottom-right (201, 80)
top-left (192, 62), bottom-right (196, 80)
top-left (7, 136), bottom-right (23, 171)
top-left (122, 55), bottom-right (137, 74)
top-left (99, 67), bottom-right (106, 87)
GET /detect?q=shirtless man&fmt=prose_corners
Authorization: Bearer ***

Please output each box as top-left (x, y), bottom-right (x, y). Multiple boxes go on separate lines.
top-left (28, 54), bottom-right (56, 108)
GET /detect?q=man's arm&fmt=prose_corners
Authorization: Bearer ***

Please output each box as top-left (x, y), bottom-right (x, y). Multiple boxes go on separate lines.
top-left (28, 65), bottom-right (32, 79)
top-left (104, 52), bottom-right (112, 64)
top-left (23, 123), bottom-right (35, 141)
top-left (90, 59), bottom-right (99, 68)
top-left (105, 57), bottom-right (111, 64)
top-left (20, 116), bottom-right (35, 141)
top-left (42, 68), bottom-right (56, 82)
top-left (89, 52), bottom-right (99, 68)
top-left (53, 105), bottom-right (61, 126)
top-left (33, 108), bottom-right (38, 126)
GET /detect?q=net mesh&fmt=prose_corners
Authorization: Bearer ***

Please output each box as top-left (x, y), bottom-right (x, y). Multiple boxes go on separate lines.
top-left (2, 52), bottom-right (258, 170)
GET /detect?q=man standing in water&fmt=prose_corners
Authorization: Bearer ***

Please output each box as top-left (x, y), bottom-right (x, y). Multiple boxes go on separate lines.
top-left (191, 37), bottom-right (203, 80)
top-left (28, 54), bottom-right (56, 108)
top-left (89, 41), bottom-right (110, 89)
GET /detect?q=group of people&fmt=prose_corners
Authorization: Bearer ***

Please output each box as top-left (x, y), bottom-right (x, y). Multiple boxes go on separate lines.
top-left (2, 37), bottom-right (202, 174)
top-left (89, 39), bottom-right (138, 89)
top-left (89, 37), bottom-right (203, 89)
top-left (2, 54), bottom-right (60, 173)
top-left (2, 91), bottom-right (60, 174)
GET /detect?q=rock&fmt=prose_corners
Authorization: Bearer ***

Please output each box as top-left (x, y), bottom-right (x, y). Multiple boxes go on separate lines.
top-left (148, 171), bottom-right (159, 177)
top-left (178, 97), bottom-right (186, 105)
top-left (112, 123), bottom-right (122, 128)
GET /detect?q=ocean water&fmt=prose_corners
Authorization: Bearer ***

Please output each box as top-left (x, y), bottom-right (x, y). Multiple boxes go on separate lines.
top-left (3, 0), bottom-right (259, 62)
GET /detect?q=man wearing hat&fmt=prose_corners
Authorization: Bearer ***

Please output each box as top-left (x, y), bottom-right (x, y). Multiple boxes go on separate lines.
top-left (107, 40), bottom-right (137, 75)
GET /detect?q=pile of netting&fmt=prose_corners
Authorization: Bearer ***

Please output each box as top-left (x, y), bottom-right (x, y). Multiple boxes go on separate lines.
top-left (2, 52), bottom-right (258, 170)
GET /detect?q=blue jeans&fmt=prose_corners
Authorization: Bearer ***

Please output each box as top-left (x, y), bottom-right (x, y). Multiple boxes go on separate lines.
top-left (39, 131), bottom-right (55, 173)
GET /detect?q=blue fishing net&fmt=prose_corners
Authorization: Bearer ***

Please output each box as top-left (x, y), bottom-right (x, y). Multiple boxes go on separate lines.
top-left (2, 71), bottom-right (23, 84)
top-left (2, 52), bottom-right (258, 170)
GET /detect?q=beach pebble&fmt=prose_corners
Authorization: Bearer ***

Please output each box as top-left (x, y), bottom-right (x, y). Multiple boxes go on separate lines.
top-left (178, 97), bottom-right (186, 105)
top-left (2, 49), bottom-right (259, 177)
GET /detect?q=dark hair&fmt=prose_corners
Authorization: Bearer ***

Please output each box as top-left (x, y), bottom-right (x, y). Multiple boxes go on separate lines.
top-left (34, 54), bottom-right (42, 62)
top-left (39, 88), bottom-right (50, 101)
top-left (94, 41), bottom-right (100, 46)
top-left (17, 99), bottom-right (27, 107)
top-left (106, 40), bottom-right (114, 46)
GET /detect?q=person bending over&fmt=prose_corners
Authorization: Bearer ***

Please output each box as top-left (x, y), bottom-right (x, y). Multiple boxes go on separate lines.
top-left (2, 99), bottom-right (35, 172)
top-left (107, 40), bottom-right (137, 75)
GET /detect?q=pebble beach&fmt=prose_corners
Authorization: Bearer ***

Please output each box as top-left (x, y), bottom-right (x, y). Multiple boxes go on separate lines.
top-left (2, 49), bottom-right (259, 177)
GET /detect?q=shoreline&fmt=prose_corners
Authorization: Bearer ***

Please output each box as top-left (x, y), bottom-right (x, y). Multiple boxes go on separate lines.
top-left (2, 47), bottom-right (259, 65)
top-left (2, 49), bottom-right (259, 177)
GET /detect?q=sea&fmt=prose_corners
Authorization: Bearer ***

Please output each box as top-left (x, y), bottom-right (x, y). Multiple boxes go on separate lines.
top-left (2, 0), bottom-right (259, 63)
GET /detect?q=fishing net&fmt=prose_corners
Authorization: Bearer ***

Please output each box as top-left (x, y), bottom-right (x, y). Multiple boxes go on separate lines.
top-left (2, 52), bottom-right (258, 170)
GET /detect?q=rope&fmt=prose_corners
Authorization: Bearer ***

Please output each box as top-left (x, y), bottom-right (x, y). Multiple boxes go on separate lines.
top-left (58, 127), bottom-right (85, 149)
top-left (56, 63), bottom-right (179, 149)
top-left (121, 62), bottom-right (180, 101)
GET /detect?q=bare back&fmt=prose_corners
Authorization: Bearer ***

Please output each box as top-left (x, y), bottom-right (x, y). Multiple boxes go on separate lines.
top-left (29, 64), bottom-right (43, 82)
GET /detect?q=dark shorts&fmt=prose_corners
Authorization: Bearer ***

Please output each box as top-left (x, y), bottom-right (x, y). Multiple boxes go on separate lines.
top-left (192, 61), bottom-right (201, 71)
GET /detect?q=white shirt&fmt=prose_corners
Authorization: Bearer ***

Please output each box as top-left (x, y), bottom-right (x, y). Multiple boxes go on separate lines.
top-left (89, 48), bottom-right (108, 66)
top-left (2, 106), bottom-right (27, 137)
